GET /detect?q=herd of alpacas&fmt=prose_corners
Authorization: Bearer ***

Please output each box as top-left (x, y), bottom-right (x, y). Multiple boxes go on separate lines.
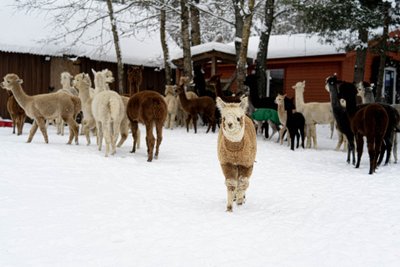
top-left (1, 70), bottom-right (400, 211)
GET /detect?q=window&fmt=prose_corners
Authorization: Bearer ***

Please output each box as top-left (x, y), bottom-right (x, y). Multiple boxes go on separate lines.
top-left (266, 69), bottom-right (284, 98)
top-left (383, 67), bottom-right (397, 104)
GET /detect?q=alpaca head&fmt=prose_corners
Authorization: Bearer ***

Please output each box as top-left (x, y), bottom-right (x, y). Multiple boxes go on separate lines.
top-left (1, 73), bottom-right (23, 90)
top-left (292, 80), bottom-right (305, 92)
top-left (92, 69), bottom-right (114, 91)
top-left (164, 85), bottom-right (177, 96)
top-left (207, 74), bottom-right (221, 86)
top-left (275, 93), bottom-right (286, 106)
top-left (73, 73), bottom-right (91, 91)
top-left (325, 74), bottom-right (338, 93)
top-left (216, 96), bottom-right (249, 142)
top-left (60, 72), bottom-right (73, 88)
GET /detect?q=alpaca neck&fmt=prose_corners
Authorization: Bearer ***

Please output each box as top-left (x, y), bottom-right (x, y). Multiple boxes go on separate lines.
top-left (77, 84), bottom-right (92, 102)
top-left (178, 86), bottom-right (190, 108)
top-left (9, 83), bottom-right (31, 109)
top-left (294, 88), bottom-right (305, 111)
top-left (277, 102), bottom-right (287, 124)
top-left (61, 81), bottom-right (71, 90)
top-left (214, 79), bottom-right (223, 98)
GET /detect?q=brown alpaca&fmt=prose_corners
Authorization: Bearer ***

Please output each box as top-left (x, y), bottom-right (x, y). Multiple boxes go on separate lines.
top-left (1, 73), bottom-right (81, 144)
top-left (127, 65), bottom-right (143, 95)
top-left (177, 77), bottom-right (216, 133)
top-left (351, 104), bottom-right (389, 174)
top-left (6, 91), bottom-right (26, 135)
top-left (126, 90), bottom-right (167, 162)
top-left (207, 74), bottom-right (241, 103)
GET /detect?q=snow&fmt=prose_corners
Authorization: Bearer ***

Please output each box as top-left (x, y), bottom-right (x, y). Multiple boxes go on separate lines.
top-left (1, 123), bottom-right (400, 267)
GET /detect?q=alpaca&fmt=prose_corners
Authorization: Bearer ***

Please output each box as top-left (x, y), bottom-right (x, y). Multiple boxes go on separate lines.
top-left (1, 73), bottom-right (80, 144)
top-left (250, 108), bottom-right (281, 141)
top-left (357, 82), bottom-right (375, 104)
top-left (126, 90), bottom-right (167, 162)
top-left (292, 80), bottom-right (334, 149)
top-left (244, 73), bottom-right (277, 139)
top-left (325, 76), bottom-right (356, 164)
top-left (91, 70), bottom-right (125, 157)
top-left (54, 71), bottom-right (79, 136)
top-left (208, 74), bottom-right (241, 103)
top-left (127, 65), bottom-right (143, 96)
top-left (352, 104), bottom-right (389, 174)
top-left (176, 77), bottom-right (216, 134)
top-left (176, 90), bottom-right (198, 128)
top-left (216, 96), bottom-right (257, 212)
top-left (284, 96), bottom-right (305, 150)
top-left (73, 73), bottom-right (97, 145)
top-left (275, 93), bottom-right (289, 145)
top-left (91, 90), bottom-right (124, 157)
top-left (6, 91), bottom-right (26, 135)
top-left (164, 85), bottom-right (179, 129)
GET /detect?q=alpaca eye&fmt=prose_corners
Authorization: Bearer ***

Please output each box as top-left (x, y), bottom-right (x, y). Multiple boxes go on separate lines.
top-left (237, 117), bottom-right (240, 122)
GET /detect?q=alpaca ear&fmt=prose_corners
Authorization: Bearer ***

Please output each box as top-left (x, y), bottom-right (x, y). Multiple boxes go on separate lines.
top-left (240, 96), bottom-right (249, 111)
top-left (17, 78), bottom-right (23, 84)
top-left (91, 69), bottom-right (96, 76)
top-left (216, 97), bottom-right (226, 111)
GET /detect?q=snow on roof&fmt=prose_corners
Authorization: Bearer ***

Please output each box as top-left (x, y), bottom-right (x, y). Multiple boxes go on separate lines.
top-left (0, 0), bottom-right (177, 68)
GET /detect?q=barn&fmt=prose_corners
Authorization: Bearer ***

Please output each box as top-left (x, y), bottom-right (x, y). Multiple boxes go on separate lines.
top-left (172, 32), bottom-right (400, 105)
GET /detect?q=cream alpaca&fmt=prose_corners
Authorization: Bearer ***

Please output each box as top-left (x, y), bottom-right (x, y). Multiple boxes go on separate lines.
top-left (292, 81), bottom-right (334, 149)
top-left (216, 96), bottom-right (257, 212)
top-left (1, 73), bottom-right (80, 144)
top-left (164, 85), bottom-right (179, 129)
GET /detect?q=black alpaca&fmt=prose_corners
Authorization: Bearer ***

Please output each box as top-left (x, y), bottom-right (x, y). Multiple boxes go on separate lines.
top-left (325, 75), bottom-right (356, 164)
top-left (244, 73), bottom-right (277, 138)
top-left (285, 97), bottom-right (305, 151)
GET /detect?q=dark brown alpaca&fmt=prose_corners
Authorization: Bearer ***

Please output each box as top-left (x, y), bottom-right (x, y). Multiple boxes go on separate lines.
top-left (351, 104), bottom-right (389, 174)
top-left (207, 74), bottom-right (241, 103)
top-left (127, 66), bottom-right (143, 96)
top-left (177, 77), bottom-right (216, 133)
top-left (6, 91), bottom-right (26, 135)
top-left (126, 90), bottom-right (167, 162)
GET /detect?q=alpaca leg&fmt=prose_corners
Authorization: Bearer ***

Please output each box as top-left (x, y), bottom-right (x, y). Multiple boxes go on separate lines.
top-left (135, 127), bottom-right (141, 149)
top-left (111, 121), bottom-right (121, 155)
top-left (355, 134), bottom-right (364, 169)
top-left (36, 118), bottom-right (49, 144)
top-left (103, 123), bottom-right (112, 157)
top-left (311, 124), bottom-right (317, 149)
top-left (154, 121), bottom-right (163, 159)
top-left (330, 121), bottom-right (335, 139)
top-left (279, 126), bottom-right (286, 145)
top-left (367, 138), bottom-right (377, 174)
top-left (236, 176), bottom-right (249, 205)
top-left (96, 121), bottom-right (103, 151)
top-left (27, 121), bottom-right (39, 143)
top-left (221, 163), bottom-right (238, 212)
top-left (296, 131), bottom-right (300, 148)
top-left (64, 117), bottom-right (79, 145)
top-left (170, 113), bottom-right (177, 130)
top-left (82, 121), bottom-right (91, 145)
top-left (117, 119), bottom-right (129, 148)
top-left (299, 126), bottom-right (305, 149)
top-left (335, 131), bottom-right (344, 151)
top-left (145, 123), bottom-right (156, 162)
top-left (236, 165), bottom-right (253, 205)
top-left (185, 115), bottom-right (191, 132)
top-left (393, 133), bottom-right (398, 163)
top-left (10, 114), bottom-right (16, 134)
top-left (130, 121), bottom-right (139, 153)
top-left (305, 124), bottom-right (311, 148)
top-left (192, 116), bottom-right (198, 134)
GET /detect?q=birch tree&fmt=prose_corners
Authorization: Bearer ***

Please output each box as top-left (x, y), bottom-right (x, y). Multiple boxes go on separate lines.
top-left (180, 0), bottom-right (193, 79)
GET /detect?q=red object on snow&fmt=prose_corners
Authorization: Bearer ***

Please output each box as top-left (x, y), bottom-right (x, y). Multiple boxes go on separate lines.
top-left (0, 120), bottom-right (13, 127)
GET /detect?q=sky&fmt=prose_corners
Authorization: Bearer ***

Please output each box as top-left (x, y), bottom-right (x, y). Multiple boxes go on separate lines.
top-left (1, 122), bottom-right (399, 267)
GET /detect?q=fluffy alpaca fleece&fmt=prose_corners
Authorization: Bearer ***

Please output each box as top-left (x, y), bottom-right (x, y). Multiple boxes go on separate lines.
top-left (1, 73), bottom-right (80, 144)
top-left (91, 90), bottom-right (124, 157)
top-left (292, 81), bottom-right (334, 149)
top-left (164, 85), bottom-right (179, 129)
top-left (216, 96), bottom-right (257, 212)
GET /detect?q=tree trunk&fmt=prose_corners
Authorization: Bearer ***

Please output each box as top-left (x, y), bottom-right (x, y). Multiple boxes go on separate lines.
top-left (180, 0), bottom-right (193, 79)
top-left (106, 0), bottom-right (124, 94)
top-left (375, 2), bottom-right (390, 102)
top-left (353, 28), bottom-right (368, 84)
top-left (160, 0), bottom-right (173, 85)
top-left (256, 0), bottom-right (275, 98)
top-left (190, 0), bottom-right (201, 46)
top-left (232, 0), bottom-right (244, 62)
top-left (236, 0), bottom-right (255, 93)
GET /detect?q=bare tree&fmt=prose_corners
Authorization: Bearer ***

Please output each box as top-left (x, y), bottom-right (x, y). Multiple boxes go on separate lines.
top-left (160, 0), bottom-right (173, 85)
top-left (106, 0), bottom-right (124, 94)
top-left (190, 0), bottom-right (201, 46)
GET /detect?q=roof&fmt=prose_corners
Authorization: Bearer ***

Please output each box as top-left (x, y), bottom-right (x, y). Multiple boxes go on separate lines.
top-left (0, 0), bottom-right (178, 68)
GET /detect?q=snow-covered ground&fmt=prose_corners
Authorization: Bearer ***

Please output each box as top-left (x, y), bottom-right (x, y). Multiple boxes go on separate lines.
top-left (1, 123), bottom-right (399, 267)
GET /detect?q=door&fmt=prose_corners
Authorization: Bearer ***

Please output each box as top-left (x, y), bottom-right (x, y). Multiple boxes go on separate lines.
top-left (383, 67), bottom-right (397, 104)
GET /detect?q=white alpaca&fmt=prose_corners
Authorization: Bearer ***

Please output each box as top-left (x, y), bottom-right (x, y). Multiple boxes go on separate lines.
top-left (91, 69), bottom-right (139, 149)
top-left (292, 81), bottom-right (334, 149)
top-left (164, 85), bottom-right (179, 129)
top-left (274, 93), bottom-right (290, 145)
